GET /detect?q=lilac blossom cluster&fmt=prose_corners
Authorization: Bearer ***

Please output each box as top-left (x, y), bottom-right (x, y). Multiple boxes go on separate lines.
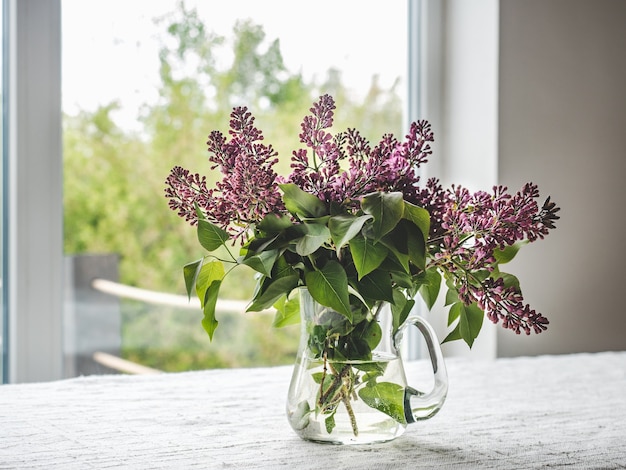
top-left (164, 94), bottom-right (560, 336)
top-left (165, 106), bottom-right (284, 239)
top-left (284, 94), bottom-right (433, 207)
top-left (417, 182), bottom-right (560, 335)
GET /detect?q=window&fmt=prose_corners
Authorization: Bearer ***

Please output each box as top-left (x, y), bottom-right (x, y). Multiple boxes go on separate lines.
top-left (62, 0), bottom-right (409, 376)
top-left (5, 0), bottom-right (425, 382)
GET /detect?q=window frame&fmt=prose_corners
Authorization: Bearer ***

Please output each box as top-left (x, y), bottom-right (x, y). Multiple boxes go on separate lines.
top-left (3, 0), bottom-right (63, 383)
top-left (1, 0), bottom-right (7, 383)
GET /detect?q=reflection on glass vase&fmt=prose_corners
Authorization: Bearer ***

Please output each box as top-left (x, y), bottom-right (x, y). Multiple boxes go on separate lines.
top-left (286, 288), bottom-right (448, 445)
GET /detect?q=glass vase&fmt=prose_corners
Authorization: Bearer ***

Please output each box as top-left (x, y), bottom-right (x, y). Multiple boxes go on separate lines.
top-left (286, 288), bottom-right (448, 445)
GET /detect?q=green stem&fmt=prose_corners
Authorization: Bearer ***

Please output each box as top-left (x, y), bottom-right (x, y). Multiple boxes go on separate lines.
top-left (317, 358), bottom-right (360, 437)
top-left (318, 361), bottom-right (350, 409)
top-left (449, 257), bottom-right (484, 285)
top-left (311, 149), bottom-right (319, 171)
top-left (342, 392), bottom-right (359, 437)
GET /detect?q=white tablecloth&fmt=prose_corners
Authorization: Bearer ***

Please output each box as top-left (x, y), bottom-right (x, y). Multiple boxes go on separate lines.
top-left (1, 352), bottom-right (625, 469)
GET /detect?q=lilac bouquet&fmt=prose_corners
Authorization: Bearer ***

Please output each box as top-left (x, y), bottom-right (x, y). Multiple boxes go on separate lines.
top-left (165, 94), bottom-right (560, 349)
top-left (166, 95), bottom-right (559, 436)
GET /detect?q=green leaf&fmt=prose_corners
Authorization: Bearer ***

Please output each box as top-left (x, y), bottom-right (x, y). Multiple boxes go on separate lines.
top-left (418, 267), bottom-right (442, 310)
top-left (305, 261), bottom-right (352, 321)
top-left (290, 401), bottom-right (311, 431)
top-left (311, 372), bottom-right (324, 384)
top-left (279, 183), bottom-right (327, 218)
top-left (349, 236), bottom-right (388, 279)
top-left (341, 336), bottom-right (373, 362)
top-left (473, 270), bottom-right (492, 283)
top-left (445, 285), bottom-right (460, 306)
top-left (460, 303), bottom-right (484, 348)
top-left (272, 294), bottom-right (301, 328)
top-left (257, 213), bottom-right (293, 234)
top-left (301, 215), bottom-right (330, 225)
top-left (495, 272), bottom-right (521, 290)
top-left (444, 302), bottom-right (484, 348)
top-left (358, 270), bottom-right (394, 303)
top-left (247, 274), bottom-right (299, 312)
top-left (444, 278), bottom-right (460, 306)
top-left (442, 323), bottom-right (462, 344)
top-left (391, 272), bottom-right (414, 289)
top-left (391, 290), bottom-right (414, 333)
top-left (361, 192), bottom-right (404, 241)
top-left (325, 413), bottom-right (336, 434)
top-left (269, 255), bottom-right (297, 278)
top-left (201, 280), bottom-right (222, 340)
top-left (361, 320), bottom-right (383, 350)
top-left (242, 249), bottom-right (280, 276)
top-left (294, 223), bottom-right (330, 256)
top-left (402, 201), bottom-right (430, 241)
top-left (358, 381), bottom-right (407, 424)
top-left (405, 221), bottom-right (426, 270)
top-left (494, 241), bottom-right (528, 264)
top-left (380, 238), bottom-right (410, 273)
top-left (195, 260), bottom-right (225, 308)
top-left (347, 285), bottom-right (370, 310)
top-left (197, 219), bottom-right (230, 252)
top-left (328, 214), bottom-right (372, 254)
top-left (183, 259), bottom-right (202, 299)
top-left (242, 233), bottom-right (282, 256)
top-left (359, 363), bottom-right (387, 381)
top-left (447, 301), bottom-right (462, 326)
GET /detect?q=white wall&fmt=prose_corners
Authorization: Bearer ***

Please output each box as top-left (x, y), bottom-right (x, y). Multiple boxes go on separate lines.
top-left (425, 0), bottom-right (626, 357)
top-left (497, 0), bottom-right (626, 355)
top-left (419, 0), bottom-right (500, 359)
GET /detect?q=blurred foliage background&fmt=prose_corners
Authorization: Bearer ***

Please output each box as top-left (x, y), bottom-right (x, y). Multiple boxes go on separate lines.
top-left (63, 2), bottom-right (403, 372)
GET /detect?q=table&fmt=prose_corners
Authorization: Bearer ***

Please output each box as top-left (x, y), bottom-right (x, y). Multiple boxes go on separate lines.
top-left (1, 352), bottom-right (625, 469)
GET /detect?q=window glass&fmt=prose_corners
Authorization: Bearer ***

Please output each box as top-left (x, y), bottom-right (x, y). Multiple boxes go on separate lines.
top-left (62, 0), bottom-right (407, 375)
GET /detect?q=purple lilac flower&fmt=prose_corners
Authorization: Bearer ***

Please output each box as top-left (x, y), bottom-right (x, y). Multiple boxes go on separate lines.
top-left (164, 106), bottom-right (283, 240)
top-left (476, 278), bottom-right (549, 335)
top-left (164, 166), bottom-right (211, 225)
top-left (285, 94), bottom-right (435, 207)
top-left (338, 120), bottom-right (433, 203)
top-left (206, 107), bottom-right (284, 238)
top-left (165, 94), bottom-right (561, 337)
top-left (283, 95), bottom-right (345, 202)
top-left (430, 182), bottom-right (560, 333)
top-left (412, 178), bottom-right (451, 239)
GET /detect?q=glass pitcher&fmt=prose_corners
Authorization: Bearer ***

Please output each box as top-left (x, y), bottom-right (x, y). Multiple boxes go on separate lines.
top-left (286, 288), bottom-right (448, 445)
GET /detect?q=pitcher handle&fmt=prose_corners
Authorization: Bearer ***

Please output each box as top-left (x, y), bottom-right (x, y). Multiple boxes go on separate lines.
top-left (401, 316), bottom-right (448, 422)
